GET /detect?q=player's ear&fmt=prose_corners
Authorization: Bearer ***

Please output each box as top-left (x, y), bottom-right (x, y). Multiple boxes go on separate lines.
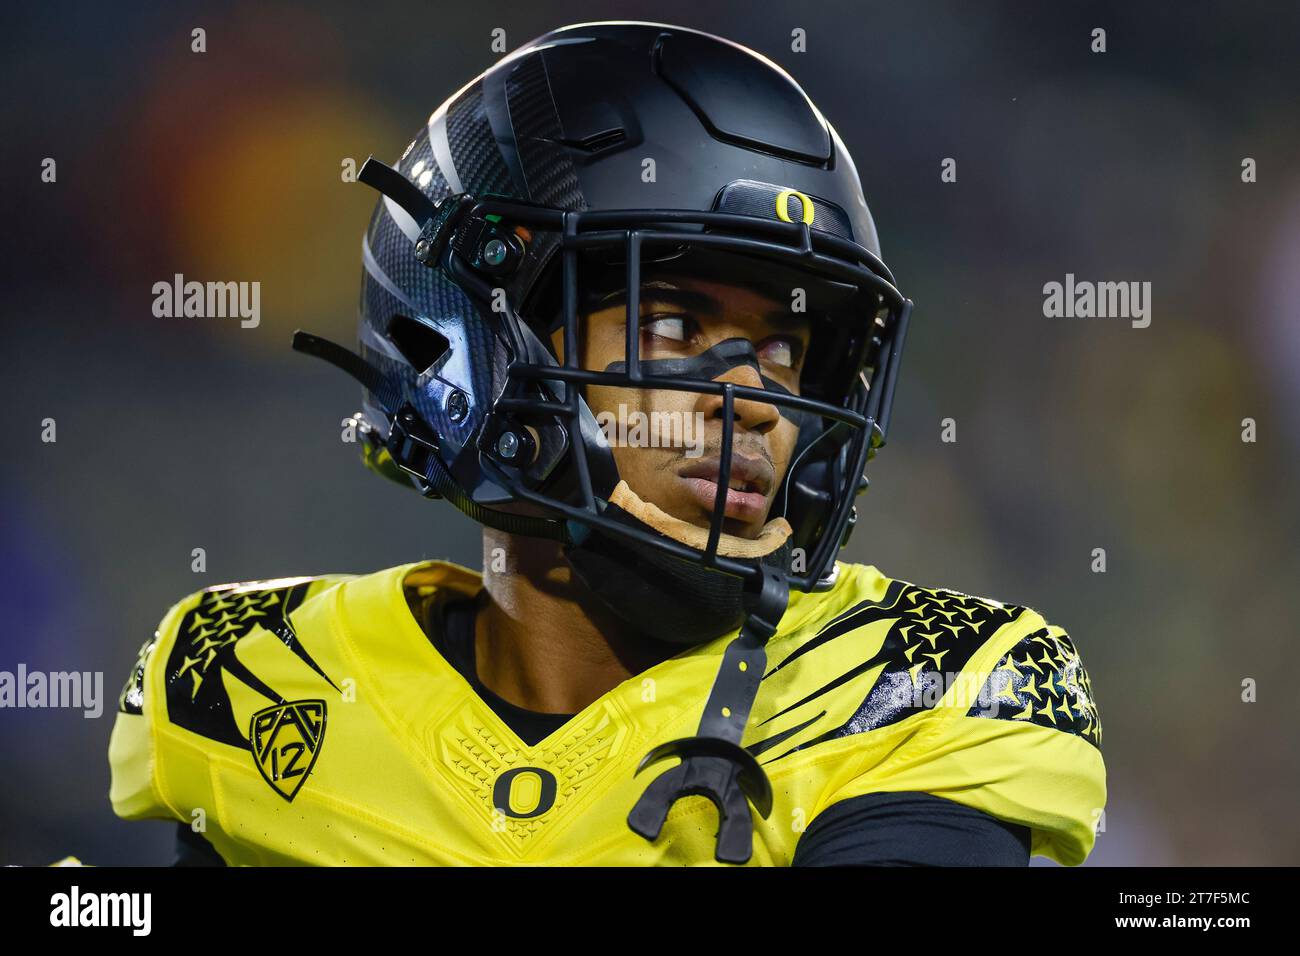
top-left (549, 323), bottom-right (565, 364)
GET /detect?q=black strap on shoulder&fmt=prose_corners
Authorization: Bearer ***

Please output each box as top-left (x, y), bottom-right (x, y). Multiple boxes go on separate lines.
top-left (627, 565), bottom-right (789, 864)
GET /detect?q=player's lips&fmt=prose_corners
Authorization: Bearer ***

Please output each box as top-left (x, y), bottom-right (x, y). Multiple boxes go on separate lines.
top-left (677, 454), bottom-right (775, 522)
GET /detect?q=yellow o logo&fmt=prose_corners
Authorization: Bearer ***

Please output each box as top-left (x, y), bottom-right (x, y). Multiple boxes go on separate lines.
top-left (775, 188), bottom-right (815, 225)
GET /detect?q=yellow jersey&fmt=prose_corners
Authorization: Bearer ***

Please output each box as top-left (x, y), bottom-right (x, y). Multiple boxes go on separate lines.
top-left (108, 559), bottom-right (1105, 865)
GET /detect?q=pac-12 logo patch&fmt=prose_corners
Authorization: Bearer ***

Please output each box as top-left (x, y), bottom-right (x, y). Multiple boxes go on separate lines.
top-left (249, 700), bottom-right (327, 801)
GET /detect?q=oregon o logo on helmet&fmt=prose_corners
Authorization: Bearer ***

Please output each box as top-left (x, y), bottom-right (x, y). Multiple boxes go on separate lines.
top-left (775, 188), bottom-right (815, 225)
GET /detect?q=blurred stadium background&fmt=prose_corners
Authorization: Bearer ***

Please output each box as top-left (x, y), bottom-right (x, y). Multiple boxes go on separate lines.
top-left (2, 0), bottom-right (1297, 865)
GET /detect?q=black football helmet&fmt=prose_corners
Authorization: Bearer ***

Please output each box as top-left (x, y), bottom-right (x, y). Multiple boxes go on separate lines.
top-left (295, 21), bottom-right (911, 863)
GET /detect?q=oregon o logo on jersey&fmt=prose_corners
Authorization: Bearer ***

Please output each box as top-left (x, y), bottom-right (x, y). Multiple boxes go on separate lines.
top-left (493, 767), bottom-right (557, 819)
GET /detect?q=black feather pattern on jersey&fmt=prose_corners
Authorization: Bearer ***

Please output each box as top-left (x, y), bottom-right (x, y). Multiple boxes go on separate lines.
top-left (750, 580), bottom-right (1031, 762)
top-left (161, 582), bottom-right (337, 749)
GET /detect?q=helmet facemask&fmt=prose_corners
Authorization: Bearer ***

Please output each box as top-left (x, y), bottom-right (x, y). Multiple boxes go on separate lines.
top-left (444, 195), bottom-right (910, 588)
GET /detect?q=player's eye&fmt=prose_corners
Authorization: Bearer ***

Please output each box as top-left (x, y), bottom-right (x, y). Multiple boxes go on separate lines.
top-left (758, 336), bottom-right (802, 370)
top-left (641, 314), bottom-right (695, 344)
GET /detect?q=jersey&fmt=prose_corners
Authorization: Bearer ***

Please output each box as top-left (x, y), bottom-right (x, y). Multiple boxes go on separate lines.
top-left (108, 560), bottom-right (1106, 866)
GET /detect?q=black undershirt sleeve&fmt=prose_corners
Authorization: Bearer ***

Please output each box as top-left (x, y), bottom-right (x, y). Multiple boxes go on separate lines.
top-left (791, 791), bottom-right (1031, 866)
top-left (172, 822), bottom-right (226, 867)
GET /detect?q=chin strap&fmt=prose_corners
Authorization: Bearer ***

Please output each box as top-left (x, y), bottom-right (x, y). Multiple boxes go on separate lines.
top-left (627, 564), bottom-right (790, 864)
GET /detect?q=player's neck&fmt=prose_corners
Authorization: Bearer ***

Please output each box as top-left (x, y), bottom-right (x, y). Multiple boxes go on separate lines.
top-left (473, 527), bottom-right (678, 715)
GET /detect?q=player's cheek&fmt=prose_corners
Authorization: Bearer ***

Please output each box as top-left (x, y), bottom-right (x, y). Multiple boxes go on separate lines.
top-left (771, 418), bottom-right (800, 490)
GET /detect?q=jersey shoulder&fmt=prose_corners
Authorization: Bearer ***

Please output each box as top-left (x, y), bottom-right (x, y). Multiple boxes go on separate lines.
top-left (965, 605), bottom-right (1102, 750)
top-left (762, 562), bottom-right (1105, 865)
top-left (761, 561), bottom-right (1062, 743)
top-left (108, 573), bottom-right (356, 822)
top-left (833, 563), bottom-right (1101, 750)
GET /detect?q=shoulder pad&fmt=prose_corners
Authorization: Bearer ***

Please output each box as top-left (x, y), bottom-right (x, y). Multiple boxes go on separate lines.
top-left (140, 577), bottom-right (346, 745)
top-left (966, 620), bottom-right (1102, 750)
top-left (757, 572), bottom-right (1031, 755)
top-left (109, 575), bottom-right (348, 820)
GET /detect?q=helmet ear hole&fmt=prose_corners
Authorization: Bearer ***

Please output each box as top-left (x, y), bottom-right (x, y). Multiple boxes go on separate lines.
top-left (387, 314), bottom-right (450, 373)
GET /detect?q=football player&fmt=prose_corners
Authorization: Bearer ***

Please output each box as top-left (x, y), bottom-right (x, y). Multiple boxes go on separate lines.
top-left (109, 21), bottom-right (1105, 866)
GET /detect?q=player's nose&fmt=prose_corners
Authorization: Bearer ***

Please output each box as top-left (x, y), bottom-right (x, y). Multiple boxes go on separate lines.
top-left (696, 361), bottom-right (780, 436)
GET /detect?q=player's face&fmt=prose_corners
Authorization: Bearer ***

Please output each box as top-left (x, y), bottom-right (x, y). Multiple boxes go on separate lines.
top-left (552, 272), bottom-right (810, 539)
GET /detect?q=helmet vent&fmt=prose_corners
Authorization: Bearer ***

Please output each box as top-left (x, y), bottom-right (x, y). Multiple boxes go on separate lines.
top-left (653, 30), bottom-right (831, 166)
top-left (387, 314), bottom-right (450, 372)
top-left (558, 128), bottom-right (627, 153)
